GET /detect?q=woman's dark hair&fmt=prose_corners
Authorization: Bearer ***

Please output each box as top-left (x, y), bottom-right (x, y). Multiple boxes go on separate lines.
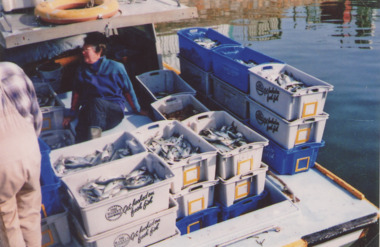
top-left (84, 32), bottom-right (107, 56)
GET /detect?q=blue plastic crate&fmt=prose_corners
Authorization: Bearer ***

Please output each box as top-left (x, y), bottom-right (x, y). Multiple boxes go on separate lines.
top-left (212, 45), bottom-right (284, 93)
top-left (39, 138), bottom-right (56, 186)
top-left (178, 27), bottom-right (240, 72)
top-left (176, 206), bottom-right (220, 235)
top-left (41, 180), bottom-right (64, 218)
top-left (39, 138), bottom-right (64, 218)
top-left (262, 139), bottom-right (325, 175)
top-left (218, 190), bottom-right (268, 221)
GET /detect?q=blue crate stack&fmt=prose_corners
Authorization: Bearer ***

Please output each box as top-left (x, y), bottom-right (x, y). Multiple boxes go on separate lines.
top-left (177, 26), bottom-right (333, 177)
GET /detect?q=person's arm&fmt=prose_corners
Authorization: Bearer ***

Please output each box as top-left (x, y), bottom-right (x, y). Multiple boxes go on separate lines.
top-left (63, 91), bottom-right (80, 127)
top-left (119, 65), bottom-right (141, 113)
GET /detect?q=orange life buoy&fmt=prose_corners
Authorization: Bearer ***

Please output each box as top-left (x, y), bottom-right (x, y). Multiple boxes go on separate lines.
top-left (34, 0), bottom-right (119, 24)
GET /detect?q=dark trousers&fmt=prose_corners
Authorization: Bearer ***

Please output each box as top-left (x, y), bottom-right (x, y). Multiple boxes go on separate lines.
top-left (75, 98), bottom-right (124, 143)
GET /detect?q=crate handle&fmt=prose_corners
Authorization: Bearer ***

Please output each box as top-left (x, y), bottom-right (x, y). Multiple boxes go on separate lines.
top-left (196, 113), bottom-right (211, 121)
top-left (149, 71), bottom-right (160, 76)
top-left (187, 155), bottom-right (202, 164)
top-left (165, 97), bottom-right (178, 103)
top-left (189, 184), bottom-right (204, 192)
top-left (304, 117), bottom-right (316, 123)
top-left (240, 171), bottom-right (254, 179)
top-left (147, 123), bottom-right (160, 130)
top-left (262, 65), bottom-right (274, 71)
top-left (242, 198), bottom-right (254, 205)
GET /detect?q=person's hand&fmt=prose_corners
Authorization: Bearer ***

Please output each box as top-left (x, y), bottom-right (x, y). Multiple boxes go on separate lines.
top-left (63, 116), bottom-right (73, 128)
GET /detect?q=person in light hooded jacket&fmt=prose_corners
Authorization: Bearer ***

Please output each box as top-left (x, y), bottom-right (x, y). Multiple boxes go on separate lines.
top-left (0, 61), bottom-right (42, 247)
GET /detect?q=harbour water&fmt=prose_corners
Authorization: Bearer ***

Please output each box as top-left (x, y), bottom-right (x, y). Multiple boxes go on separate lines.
top-left (155, 0), bottom-right (379, 245)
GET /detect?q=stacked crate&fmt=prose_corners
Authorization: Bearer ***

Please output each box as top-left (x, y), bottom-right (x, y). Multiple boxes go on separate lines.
top-left (182, 111), bottom-right (269, 225)
top-left (34, 83), bottom-right (75, 150)
top-left (51, 132), bottom-right (179, 246)
top-left (131, 120), bottom-right (220, 235)
top-left (177, 27), bottom-right (333, 176)
top-left (177, 27), bottom-right (240, 97)
top-left (247, 63), bottom-right (333, 175)
top-left (38, 138), bottom-right (72, 246)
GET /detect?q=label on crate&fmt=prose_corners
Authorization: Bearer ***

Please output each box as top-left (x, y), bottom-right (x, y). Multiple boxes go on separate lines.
top-left (256, 81), bottom-right (280, 103)
top-left (295, 128), bottom-right (311, 144)
top-left (183, 165), bottom-right (200, 186)
top-left (105, 191), bottom-right (155, 221)
top-left (255, 110), bottom-right (279, 133)
top-left (237, 158), bottom-right (253, 175)
top-left (188, 197), bottom-right (205, 215)
top-left (113, 218), bottom-right (161, 246)
top-left (235, 181), bottom-right (250, 200)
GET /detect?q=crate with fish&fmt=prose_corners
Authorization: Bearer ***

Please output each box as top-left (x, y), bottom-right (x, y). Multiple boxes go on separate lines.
top-left (177, 27), bottom-right (241, 71)
top-left (211, 45), bottom-right (284, 93)
top-left (247, 97), bottom-right (328, 149)
top-left (182, 111), bottom-right (268, 180)
top-left (172, 180), bottom-right (218, 219)
top-left (209, 75), bottom-right (250, 120)
top-left (40, 129), bottom-right (75, 151)
top-left (218, 190), bottom-right (268, 221)
top-left (262, 139), bottom-right (325, 175)
top-left (151, 94), bottom-right (210, 121)
top-left (176, 205), bottom-right (220, 235)
top-left (71, 197), bottom-right (179, 247)
top-left (216, 163), bottom-right (268, 207)
top-left (249, 63), bottom-right (334, 121)
top-left (50, 131), bottom-right (146, 177)
top-left (132, 120), bottom-right (218, 194)
top-left (34, 83), bottom-right (65, 131)
top-left (135, 70), bottom-right (196, 103)
top-left (61, 152), bottom-right (174, 237)
top-left (179, 55), bottom-right (212, 96)
top-left (41, 208), bottom-right (71, 247)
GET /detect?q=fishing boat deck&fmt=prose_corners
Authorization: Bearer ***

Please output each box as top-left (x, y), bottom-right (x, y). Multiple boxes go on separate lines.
top-left (154, 166), bottom-right (379, 246)
top-left (0, 0), bottom-right (197, 48)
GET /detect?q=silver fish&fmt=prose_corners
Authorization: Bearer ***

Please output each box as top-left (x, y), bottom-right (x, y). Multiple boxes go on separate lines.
top-left (199, 123), bottom-right (248, 152)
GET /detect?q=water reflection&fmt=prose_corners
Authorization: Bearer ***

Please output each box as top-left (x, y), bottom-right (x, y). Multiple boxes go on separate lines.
top-left (156, 0), bottom-right (378, 49)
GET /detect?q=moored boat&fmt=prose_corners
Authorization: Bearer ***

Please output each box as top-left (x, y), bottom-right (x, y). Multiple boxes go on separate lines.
top-left (0, 1), bottom-right (378, 246)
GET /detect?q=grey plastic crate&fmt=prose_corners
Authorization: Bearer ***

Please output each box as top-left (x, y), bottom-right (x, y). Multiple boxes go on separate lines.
top-left (136, 70), bottom-right (196, 102)
top-left (210, 75), bottom-right (249, 120)
top-left (179, 56), bottom-right (211, 96)
top-left (35, 83), bottom-right (65, 131)
top-left (151, 94), bottom-right (210, 121)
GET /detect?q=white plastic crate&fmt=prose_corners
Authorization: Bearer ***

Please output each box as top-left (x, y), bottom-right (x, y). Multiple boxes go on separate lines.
top-left (179, 56), bottom-right (211, 96)
top-left (41, 209), bottom-right (71, 247)
top-left (136, 70), bottom-right (196, 102)
top-left (172, 180), bottom-right (217, 219)
top-left (50, 131), bottom-right (146, 177)
top-left (249, 63), bottom-right (333, 121)
top-left (40, 129), bottom-right (75, 150)
top-left (210, 75), bottom-right (249, 120)
top-left (151, 94), bottom-right (210, 121)
top-left (216, 163), bottom-right (268, 207)
top-left (72, 197), bottom-right (179, 247)
top-left (132, 120), bottom-right (218, 193)
top-left (61, 152), bottom-right (174, 237)
top-left (35, 83), bottom-right (65, 131)
top-left (247, 97), bottom-right (328, 149)
top-left (183, 111), bottom-right (269, 180)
